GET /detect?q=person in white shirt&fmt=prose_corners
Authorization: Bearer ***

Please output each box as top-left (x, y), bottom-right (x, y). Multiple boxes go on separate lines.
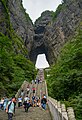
top-left (23, 96), bottom-right (30, 112)
top-left (18, 96), bottom-right (22, 107)
top-left (6, 96), bottom-right (16, 120)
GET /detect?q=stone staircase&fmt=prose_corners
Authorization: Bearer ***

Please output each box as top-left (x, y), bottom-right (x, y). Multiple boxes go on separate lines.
top-left (0, 80), bottom-right (52, 120)
top-left (0, 69), bottom-right (76, 120)
top-left (0, 105), bottom-right (52, 120)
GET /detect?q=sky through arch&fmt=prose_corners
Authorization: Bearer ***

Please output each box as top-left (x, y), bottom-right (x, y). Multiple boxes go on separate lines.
top-left (35, 54), bottom-right (49, 69)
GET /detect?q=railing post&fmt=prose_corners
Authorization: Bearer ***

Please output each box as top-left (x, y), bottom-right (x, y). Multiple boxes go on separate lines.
top-left (61, 104), bottom-right (68, 120)
top-left (58, 101), bottom-right (61, 113)
top-left (67, 107), bottom-right (76, 120)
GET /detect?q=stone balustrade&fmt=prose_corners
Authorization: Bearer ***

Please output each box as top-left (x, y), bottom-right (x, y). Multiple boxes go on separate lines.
top-left (48, 96), bottom-right (76, 120)
top-left (44, 80), bottom-right (76, 120)
top-left (15, 80), bottom-right (29, 99)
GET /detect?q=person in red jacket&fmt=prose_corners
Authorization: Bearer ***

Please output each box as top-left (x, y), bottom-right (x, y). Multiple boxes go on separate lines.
top-left (32, 87), bottom-right (36, 95)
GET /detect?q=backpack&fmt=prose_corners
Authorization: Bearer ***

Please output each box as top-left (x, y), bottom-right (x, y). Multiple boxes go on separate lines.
top-left (32, 96), bottom-right (35, 100)
top-left (8, 102), bottom-right (12, 111)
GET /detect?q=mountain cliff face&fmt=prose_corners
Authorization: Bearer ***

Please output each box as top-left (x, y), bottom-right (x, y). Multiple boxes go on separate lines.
top-left (30, 0), bottom-right (82, 64)
top-left (29, 11), bottom-right (53, 63)
top-left (45, 0), bottom-right (82, 64)
top-left (8, 0), bottom-right (34, 53)
top-left (0, 1), bottom-right (11, 36)
top-left (0, 0), bottom-right (34, 54)
top-left (0, 0), bottom-right (82, 99)
top-left (0, 0), bottom-right (82, 65)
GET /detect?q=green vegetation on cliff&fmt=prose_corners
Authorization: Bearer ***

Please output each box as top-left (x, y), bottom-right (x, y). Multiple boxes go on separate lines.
top-left (0, 33), bottom-right (36, 97)
top-left (46, 29), bottom-right (82, 119)
top-left (0, 0), bottom-right (36, 97)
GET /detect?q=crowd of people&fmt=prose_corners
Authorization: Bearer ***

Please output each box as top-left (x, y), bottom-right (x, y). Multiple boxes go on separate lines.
top-left (0, 94), bottom-right (47, 120)
top-left (17, 93), bottom-right (47, 112)
top-left (23, 94), bottom-right (47, 112)
top-left (32, 78), bottom-right (42, 84)
top-left (0, 77), bottom-right (47, 120)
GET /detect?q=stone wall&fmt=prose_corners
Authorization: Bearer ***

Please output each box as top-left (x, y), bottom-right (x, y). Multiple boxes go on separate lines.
top-left (48, 97), bottom-right (76, 120)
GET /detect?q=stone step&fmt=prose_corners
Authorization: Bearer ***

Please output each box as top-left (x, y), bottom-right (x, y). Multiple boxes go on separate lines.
top-left (0, 106), bottom-right (52, 120)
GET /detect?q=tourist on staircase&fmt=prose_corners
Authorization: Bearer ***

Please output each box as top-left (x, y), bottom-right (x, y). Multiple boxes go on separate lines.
top-left (6, 96), bottom-right (16, 120)
top-left (32, 95), bottom-right (36, 107)
top-left (18, 96), bottom-right (22, 107)
top-left (27, 84), bottom-right (30, 94)
top-left (36, 97), bottom-right (41, 107)
top-left (32, 86), bottom-right (36, 96)
top-left (32, 79), bottom-right (34, 84)
top-left (0, 97), bottom-right (4, 110)
top-left (3, 96), bottom-right (9, 110)
top-left (41, 95), bottom-right (47, 110)
top-left (23, 95), bottom-right (30, 112)
top-left (35, 79), bottom-right (37, 84)
top-left (21, 90), bottom-right (24, 97)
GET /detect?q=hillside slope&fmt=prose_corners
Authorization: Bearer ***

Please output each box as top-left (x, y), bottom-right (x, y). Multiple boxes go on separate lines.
top-left (0, 0), bottom-right (36, 97)
top-left (46, 28), bottom-right (82, 120)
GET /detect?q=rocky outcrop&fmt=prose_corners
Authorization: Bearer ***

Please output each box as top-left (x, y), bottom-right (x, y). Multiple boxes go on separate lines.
top-left (0, 1), bottom-right (10, 36)
top-left (29, 11), bottom-right (53, 63)
top-left (45, 0), bottom-right (82, 64)
top-left (30, 0), bottom-right (82, 64)
top-left (0, 0), bottom-right (34, 54)
top-left (8, 0), bottom-right (34, 53)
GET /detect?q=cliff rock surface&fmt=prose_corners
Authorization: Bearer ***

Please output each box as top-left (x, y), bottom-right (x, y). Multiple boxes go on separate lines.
top-left (0, 0), bottom-right (82, 65)
top-left (0, 1), bottom-right (10, 35)
top-left (30, 0), bottom-right (82, 64)
top-left (29, 11), bottom-right (53, 63)
top-left (8, 0), bottom-right (34, 53)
